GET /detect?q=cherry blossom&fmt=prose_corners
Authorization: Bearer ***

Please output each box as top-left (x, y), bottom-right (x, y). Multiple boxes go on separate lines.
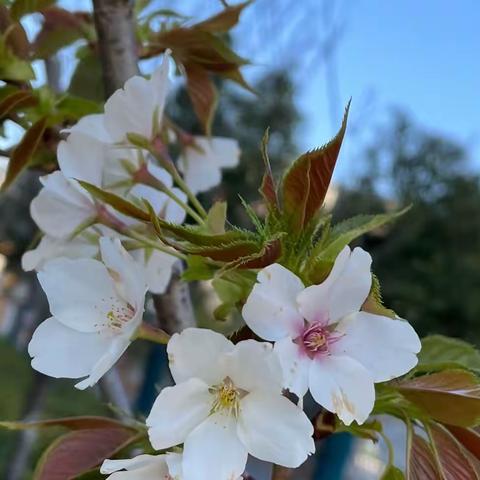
top-left (101, 453), bottom-right (182, 480)
top-left (178, 137), bottom-right (240, 194)
top-left (146, 328), bottom-right (314, 480)
top-left (242, 246), bottom-right (421, 425)
top-left (28, 237), bottom-right (147, 389)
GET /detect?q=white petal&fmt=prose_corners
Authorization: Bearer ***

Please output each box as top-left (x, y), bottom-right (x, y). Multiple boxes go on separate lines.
top-left (167, 328), bottom-right (233, 385)
top-left (165, 187), bottom-right (187, 224)
top-left (99, 237), bottom-right (147, 309)
top-left (142, 249), bottom-right (177, 294)
top-left (75, 335), bottom-right (131, 390)
top-left (274, 337), bottom-right (311, 398)
top-left (28, 317), bottom-right (112, 379)
top-left (298, 246), bottom-right (372, 324)
top-left (65, 114), bottom-right (111, 143)
top-left (58, 132), bottom-right (104, 186)
top-left (332, 312), bottom-right (421, 382)
top-left (183, 412), bottom-right (248, 480)
top-left (308, 355), bottom-right (375, 425)
top-left (165, 452), bottom-right (183, 478)
top-left (225, 340), bottom-right (283, 393)
top-left (104, 56), bottom-right (169, 142)
top-left (38, 257), bottom-right (122, 332)
top-left (237, 391), bottom-right (314, 467)
top-left (30, 172), bottom-right (96, 239)
top-left (146, 378), bottom-right (212, 450)
top-left (22, 235), bottom-right (98, 272)
top-left (242, 264), bottom-right (305, 341)
top-left (101, 454), bottom-right (169, 480)
top-left (147, 160), bottom-right (173, 188)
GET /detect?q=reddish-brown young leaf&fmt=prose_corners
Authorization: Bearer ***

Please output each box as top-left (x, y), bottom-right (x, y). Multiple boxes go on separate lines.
top-left (178, 240), bottom-right (261, 262)
top-left (33, 427), bottom-right (137, 480)
top-left (0, 90), bottom-right (36, 119)
top-left (0, 5), bottom-right (30, 58)
top-left (282, 101), bottom-right (350, 231)
top-left (194, 0), bottom-right (252, 33)
top-left (446, 425), bottom-right (480, 462)
top-left (2, 116), bottom-right (48, 191)
top-left (408, 433), bottom-right (440, 480)
top-left (396, 370), bottom-right (480, 427)
top-left (259, 128), bottom-right (279, 210)
top-left (428, 422), bottom-right (479, 479)
top-left (184, 62), bottom-right (218, 135)
top-left (235, 237), bottom-right (282, 270)
top-left (0, 416), bottom-right (130, 431)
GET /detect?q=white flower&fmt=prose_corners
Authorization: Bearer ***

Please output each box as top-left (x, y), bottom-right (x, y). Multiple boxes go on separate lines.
top-left (30, 171), bottom-right (97, 239)
top-left (146, 328), bottom-right (314, 480)
top-left (28, 237), bottom-right (147, 390)
top-left (101, 453), bottom-right (182, 480)
top-left (242, 246), bottom-right (421, 425)
top-left (178, 137), bottom-right (240, 194)
top-left (21, 233), bottom-right (98, 272)
top-left (103, 53), bottom-right (170, 143)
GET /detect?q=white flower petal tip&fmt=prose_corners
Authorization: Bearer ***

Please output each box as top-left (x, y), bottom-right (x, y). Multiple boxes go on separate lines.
top-left (147, 328), bottom-right (315, 476)
top-left (100, 453), bottom-right (175, 479)
top-left (179, 136), bottom-right (241, 194)
top-left (103, 58), bottom-right (170, 143)
top-left (29, 239), bottom-right (146, 388)
top-left (242, 247), bottom-right (421, 424)
top-left (30, 172), bottom-right (96, 239)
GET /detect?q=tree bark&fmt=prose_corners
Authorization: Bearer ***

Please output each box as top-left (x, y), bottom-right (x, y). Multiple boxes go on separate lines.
top-left (92, 0), bottom-right (139, 96)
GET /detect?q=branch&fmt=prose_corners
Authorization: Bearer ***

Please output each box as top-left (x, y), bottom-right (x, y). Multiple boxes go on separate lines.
top-left (92, 0), bottom-right (139, 95)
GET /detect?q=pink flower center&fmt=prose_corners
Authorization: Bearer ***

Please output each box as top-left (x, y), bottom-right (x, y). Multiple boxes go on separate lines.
top-left (298, 321), bottom-right (343, 358)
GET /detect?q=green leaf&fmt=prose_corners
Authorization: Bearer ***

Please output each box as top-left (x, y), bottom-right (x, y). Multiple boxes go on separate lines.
top-left (307, 206), bottom-right (410, 283)
top-left (182, 255), bottom-right (215, 281)
top-left (212, 270), bottom-right (256, 320)
top-left (338, 418), bottom-right (383, 442)
top-left (282, 101), bottom-right (350, 232)
top-left (78, 181), bottom-right (150, 221)
top-left (0, 416), bottom-right (130, 431)
top-left (417, 335), bottom-right (480, 373)
top-left (33, 427), bottom-right (139, 480)
top-left (205, 201), bottom-right (227, 234)
top-left (362, 274), bottom-right (396, 319)
top-left (381, 465), bottom-right (405, 480)
top-left (2, 116), bottom-right (47, 191)
top-left (427, 422), bottom-right (479, 479)
top-left (259, 128), bottom-right (279, 210)
top-left (176, 239), bottom-right (261, 262)
top-left (54, 94), bottom-right (101, 121)
top-left (69, 49), bottom-right (104, 102)
top-left (10, 0), bottom-right (55, 20)
top-left (0, 37), bottom-right (35, 81)
top-left (152, 216), bottom-right (256, 247)
top-left (397, 370), bottom-right (480, 427)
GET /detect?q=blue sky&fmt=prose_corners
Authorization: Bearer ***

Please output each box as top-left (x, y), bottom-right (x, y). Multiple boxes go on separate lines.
top-left (5, 1), bottom-right (479, 185)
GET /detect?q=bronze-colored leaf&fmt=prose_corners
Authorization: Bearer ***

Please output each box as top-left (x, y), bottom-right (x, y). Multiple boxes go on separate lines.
top-left (2, 116), bottom-right (48, 191)
top-left (194, 1), bottom-right (252, 33)
top-left (184, 62), bottom-right (218, 135)
top-left (408, 432), bottom-right (440, 480)
top-left (0, 416), bottom-right (130, 431)
top-left (282, 101), bottom-right (350, 231)
top-left (33, 427), bottom-right (138, 480)
top-left (428, 422), bottom-right (479, 479)
top-left (0, 90), bottom-right (36, 119)
top-left (10, 0), bottom-right (55, 20)
top-left (397, 370), bottom-right (480, 427)
top-left (446, 425), bottom-right (480, 462)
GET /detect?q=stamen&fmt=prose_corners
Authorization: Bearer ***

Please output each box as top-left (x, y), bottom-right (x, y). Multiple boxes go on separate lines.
top-left (210, 377), bottom-right (241, 417)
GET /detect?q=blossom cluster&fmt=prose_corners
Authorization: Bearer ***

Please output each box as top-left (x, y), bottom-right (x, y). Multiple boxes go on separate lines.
top-left (23, 52), bottom-right (421, 479)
